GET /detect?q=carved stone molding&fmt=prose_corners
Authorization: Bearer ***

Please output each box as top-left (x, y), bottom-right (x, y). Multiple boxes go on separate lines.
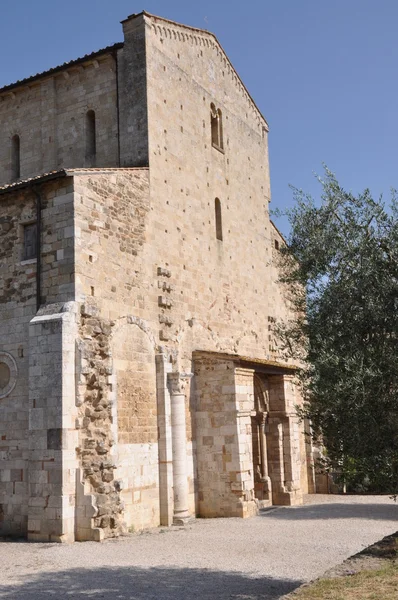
top-left (167, 372), bottom-right (192, 396)
top-left (0, 351), bottom-right (18, 399)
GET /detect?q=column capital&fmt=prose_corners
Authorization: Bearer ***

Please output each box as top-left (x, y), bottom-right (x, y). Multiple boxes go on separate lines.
top-left (167, 372), bottom-right (192, 396)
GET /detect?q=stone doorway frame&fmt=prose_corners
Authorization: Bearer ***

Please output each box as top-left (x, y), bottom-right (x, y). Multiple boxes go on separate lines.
top-left (193, 351), bottom-right (305, 518)
top-left (251, 374), bottom-right (272, 507)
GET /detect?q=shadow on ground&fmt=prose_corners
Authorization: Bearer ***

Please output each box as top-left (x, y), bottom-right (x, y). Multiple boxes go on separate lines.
top-left (260, 502), bottom-right (397, 521)
top-left (0, 565), bottom-right (302, 600)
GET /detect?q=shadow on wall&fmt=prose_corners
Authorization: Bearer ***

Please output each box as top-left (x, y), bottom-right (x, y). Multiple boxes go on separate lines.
top-left (260, 502), bottom-right (398, 522)
top-left (0, 565), bottom-right (301, 600)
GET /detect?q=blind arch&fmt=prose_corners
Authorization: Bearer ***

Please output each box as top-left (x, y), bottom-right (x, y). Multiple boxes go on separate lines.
top-left (11, 134), bottom-right (20, 180)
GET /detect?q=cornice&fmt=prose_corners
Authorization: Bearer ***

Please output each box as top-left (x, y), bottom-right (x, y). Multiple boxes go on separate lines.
top-left (127, 11), bottom-right (269, 133)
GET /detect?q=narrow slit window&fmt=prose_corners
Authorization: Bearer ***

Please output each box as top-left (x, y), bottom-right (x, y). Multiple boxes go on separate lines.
top-left (215, 198), bottom-right (223, 241)
top-left (11, 135), bottom-right (20, 180)
top-left (85, 110), bottom-right (96, 165)
top-left (23, 223), bottom-right (37, 261)
top-left (217, 109), bottom-right (223, 149)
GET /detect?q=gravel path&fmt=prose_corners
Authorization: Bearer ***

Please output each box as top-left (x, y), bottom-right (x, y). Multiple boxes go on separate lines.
top-left (0, 494), bottom-right (396, 599)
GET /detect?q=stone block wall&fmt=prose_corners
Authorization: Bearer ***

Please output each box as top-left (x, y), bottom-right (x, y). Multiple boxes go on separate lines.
top-left (0, 189), bottom-right (37, 535)
top-left (194, 356), bottom-right (257, 518)
top-left (0, 54), bottom-right (119, 185)
top-left (194, 352), bottom-right (307, 516)
top-left (0, 179), bottom-right (76, 537)
top-left (0, 11), bottom-right (314, 540)
top-left (72, 170), bottom-right (164, 533)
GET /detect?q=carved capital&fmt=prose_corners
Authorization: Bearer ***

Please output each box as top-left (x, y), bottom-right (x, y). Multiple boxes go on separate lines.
top-left (256, 412), bottom-right (267, 426)
top-left (167, 372), bottom-right (192, 396)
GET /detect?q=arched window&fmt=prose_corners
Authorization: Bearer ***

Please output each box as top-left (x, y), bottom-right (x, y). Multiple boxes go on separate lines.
top-left (11, 135), bottom-right (20, 180)
top-left (215, 198), bottom-right (223, 241)
top-left (85, 110), bottom-right (96, 165)
top-left (211, 103), bottom-right (218, 146)
top-left (210, 104), bottom-right (224, 151)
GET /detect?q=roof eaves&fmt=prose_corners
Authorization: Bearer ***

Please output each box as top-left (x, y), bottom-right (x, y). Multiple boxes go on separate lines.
top-left (192, 350), bottom-right (296, 372)
top-left (0, 167), bottom-right (151, 196)
top-left (270, 219), bottom-right (289, 247)
top-left (0, 170), bottom-right (68, 196)
top-left (0, 43), bottom-right (123, 95)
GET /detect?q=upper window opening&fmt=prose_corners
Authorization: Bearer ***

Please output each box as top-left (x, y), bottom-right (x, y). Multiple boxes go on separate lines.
top-left (23, 223), bottom-right (37, 261)
top-left (211, 103), bottom-right (224, 151)
top-left (85, 110), bottom-right (96, 166)
top-left (11, 135), bottom-right (20, 180)
top-left (274, 239), bottom-right (280, 251)
top-left (215, 198), bottom-right (223, 241)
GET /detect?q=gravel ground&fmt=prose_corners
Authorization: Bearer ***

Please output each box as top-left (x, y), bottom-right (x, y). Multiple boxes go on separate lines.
top-left (0, 494), bottom-right (397, 599)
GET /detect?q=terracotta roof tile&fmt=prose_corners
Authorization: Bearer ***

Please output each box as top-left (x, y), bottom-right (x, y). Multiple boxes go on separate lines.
top-left (0, 167), bottom-right (149, 195)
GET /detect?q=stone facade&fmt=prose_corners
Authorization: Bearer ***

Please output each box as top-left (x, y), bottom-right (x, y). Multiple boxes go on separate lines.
top-left (0, 11), bottom-right (315, 541)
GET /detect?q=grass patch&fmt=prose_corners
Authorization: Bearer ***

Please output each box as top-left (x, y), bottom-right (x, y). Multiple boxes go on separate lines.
top-left (293, 563), bottom-right (398, 600)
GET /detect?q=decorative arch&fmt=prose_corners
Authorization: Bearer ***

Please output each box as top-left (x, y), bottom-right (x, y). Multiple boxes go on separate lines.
top-left (0, 351), bottom-right (18, 399)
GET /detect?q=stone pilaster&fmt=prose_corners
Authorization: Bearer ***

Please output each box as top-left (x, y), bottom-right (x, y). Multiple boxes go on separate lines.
top-left (268, 375), bottom-right (302, 506)
top-left (119, 13), bottom-right (150, 167)
top-left (40, 77), bottom-right (57, 173)
top-left (194, 358), bottom-right (258, 519)
top-left (27, 302), bottom-right (78, 542)
top-left (234, 368), bottom-right (258, 517)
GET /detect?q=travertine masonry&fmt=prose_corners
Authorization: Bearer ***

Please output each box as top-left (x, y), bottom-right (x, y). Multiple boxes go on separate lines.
top-left (0, 55), bottom-right (119, 184)
top-left (0, 180), bottom-right (76, 537)
top-left (0, 11), bottom-right (315, 541)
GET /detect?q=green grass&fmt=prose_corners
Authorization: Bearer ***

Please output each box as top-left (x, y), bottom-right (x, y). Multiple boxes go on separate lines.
top-left (293, 564), bottom-right (398, 600)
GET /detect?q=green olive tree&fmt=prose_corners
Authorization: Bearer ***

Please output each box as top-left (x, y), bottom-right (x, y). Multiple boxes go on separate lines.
top-left (275, 168), bottom-right (398, 493)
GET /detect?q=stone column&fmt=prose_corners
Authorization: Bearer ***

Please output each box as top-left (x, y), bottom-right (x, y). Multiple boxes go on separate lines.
top-left (257, 412), bottom-right (272, 496)
top-left (156, 354), bottom-right (174, 526)
top-left (167, 372), bottom-right (192, 525)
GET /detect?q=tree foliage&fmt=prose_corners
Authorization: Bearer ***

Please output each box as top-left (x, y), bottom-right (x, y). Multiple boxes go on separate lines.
top-left (276, 168), bottom-right (398, 493)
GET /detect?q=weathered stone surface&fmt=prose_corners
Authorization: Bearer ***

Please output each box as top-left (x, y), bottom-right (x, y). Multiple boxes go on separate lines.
top-left (0, 11), bottom-right (315, 541)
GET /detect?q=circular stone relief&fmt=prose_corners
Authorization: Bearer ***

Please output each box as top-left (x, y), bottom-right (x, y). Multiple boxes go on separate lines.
top-left (0, 352), bottom-right (18, 399)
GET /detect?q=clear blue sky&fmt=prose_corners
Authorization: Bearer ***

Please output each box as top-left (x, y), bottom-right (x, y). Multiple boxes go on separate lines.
top-left (1, 1), bottom-right (397, 235)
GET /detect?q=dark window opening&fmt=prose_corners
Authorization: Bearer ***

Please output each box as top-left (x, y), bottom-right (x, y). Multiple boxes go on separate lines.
top-left (85, 110), bottom-right (96, 165)
top-left (11, 135), bottom-right (20, 180)
top-left (215, 198), bottom-right (223, 241)
top-left (23, 223), bottom-right (37, 261)
top-left (274, 239), bottom-right (280, 251)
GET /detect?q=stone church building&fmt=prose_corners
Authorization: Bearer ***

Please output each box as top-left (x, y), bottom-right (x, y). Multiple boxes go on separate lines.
top-left (0, 11), bottom-right (315, 542)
